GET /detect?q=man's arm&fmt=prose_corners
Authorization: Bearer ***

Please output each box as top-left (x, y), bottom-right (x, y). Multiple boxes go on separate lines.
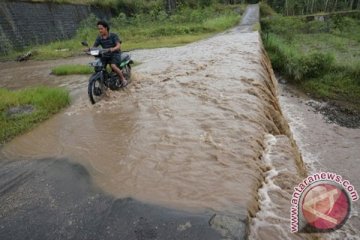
top-left (110, 33), bottom-right (121, 52)
top-left (110, 42), bottom-right (121, 52)
top-left (93, 36), bottom-right (100, 48)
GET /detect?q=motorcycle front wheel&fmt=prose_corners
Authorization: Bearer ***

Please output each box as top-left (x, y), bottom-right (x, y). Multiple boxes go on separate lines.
top-left (88, 74), bottom-right (105, 104)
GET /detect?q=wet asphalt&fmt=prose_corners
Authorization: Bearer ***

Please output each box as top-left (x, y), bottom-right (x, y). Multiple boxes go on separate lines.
top-left (0, 158), bottom-right (248, 240)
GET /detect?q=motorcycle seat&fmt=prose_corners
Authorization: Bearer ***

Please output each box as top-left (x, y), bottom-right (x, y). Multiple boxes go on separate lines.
top-left (120, 53), bottom-right (130, 62)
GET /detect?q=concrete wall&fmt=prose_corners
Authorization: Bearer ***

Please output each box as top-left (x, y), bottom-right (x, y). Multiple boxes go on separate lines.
top-left (0, 1), bottom-right (112, 54)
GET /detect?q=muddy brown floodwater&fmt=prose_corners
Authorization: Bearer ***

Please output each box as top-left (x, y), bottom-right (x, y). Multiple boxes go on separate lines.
top-left (1, 4), bottom-right (357, 239)
top-left (0, 5), bottom-right (305, 239)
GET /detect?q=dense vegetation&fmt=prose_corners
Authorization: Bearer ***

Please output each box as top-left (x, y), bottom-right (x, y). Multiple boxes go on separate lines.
top-left (25, 0), bottom-right (162, 10)
top-left (261, 3), bottom-right (360, 110)
top-left (0, 87), bottom-right (70, 143)
top-left (264, 0), bottom-right (360, 15)
top-left (23, 0), bottom-right (253, 11)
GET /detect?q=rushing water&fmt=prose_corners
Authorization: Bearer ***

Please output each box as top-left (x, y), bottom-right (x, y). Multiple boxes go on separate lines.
top-left (2, 29), bottom-right (278, 214)
top-left (278, 84), bottom-right (360, 239)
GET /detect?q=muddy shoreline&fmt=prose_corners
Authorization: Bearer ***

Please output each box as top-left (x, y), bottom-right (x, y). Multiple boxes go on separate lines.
top-left (305, 100), bottom-right (360, 129)
top-left (277, 75), bottom-right (360, 129)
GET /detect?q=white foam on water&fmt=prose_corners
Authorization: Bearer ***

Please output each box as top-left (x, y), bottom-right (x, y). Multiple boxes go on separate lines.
top-left (249, 134), bottom-right (296, 239)
top-left (279, 95), bottom-right (319, 173)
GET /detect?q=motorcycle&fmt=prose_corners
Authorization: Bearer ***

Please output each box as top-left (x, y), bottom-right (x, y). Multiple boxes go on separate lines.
top-left (81, 41), bottom-right (133, 104)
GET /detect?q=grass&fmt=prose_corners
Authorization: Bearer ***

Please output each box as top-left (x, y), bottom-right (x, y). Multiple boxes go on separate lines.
top-left (261, 14), bottom-right (360, 110)
top-left (1, 4), bottom-right (243, 61)
top-left (0, 87), bottom-right (70, 144)
top-left (51, 64), bottom-right (93, 75)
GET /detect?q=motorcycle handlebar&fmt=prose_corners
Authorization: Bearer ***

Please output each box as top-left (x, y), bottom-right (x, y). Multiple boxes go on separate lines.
top-left (84, 48), bottom-right (111, 55)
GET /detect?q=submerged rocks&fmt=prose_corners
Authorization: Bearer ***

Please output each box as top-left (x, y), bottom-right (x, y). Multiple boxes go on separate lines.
top-left (306, 100), bottom-right (360, 128)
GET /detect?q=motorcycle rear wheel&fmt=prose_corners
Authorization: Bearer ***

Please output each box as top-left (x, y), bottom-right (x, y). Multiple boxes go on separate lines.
top-left (88, 76), bottom-right (105, 104)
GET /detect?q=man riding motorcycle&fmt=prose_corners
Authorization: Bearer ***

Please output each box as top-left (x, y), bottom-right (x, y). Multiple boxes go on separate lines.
top-left (93, 20), bottom-right (127, 87)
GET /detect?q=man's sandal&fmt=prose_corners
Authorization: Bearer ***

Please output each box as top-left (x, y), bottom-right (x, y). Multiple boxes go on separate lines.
top-left (121, 79), bottom-right (128, 87)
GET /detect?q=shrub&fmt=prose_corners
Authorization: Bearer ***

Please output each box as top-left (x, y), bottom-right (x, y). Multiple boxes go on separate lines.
top-left (261, 16), bottom-right (305, 40)
top-left (302, 52), bottom-right (334, 79)
top-left (306, 20), bottom-right (331, 33)
top-left (115, 0), bottom-right (163, 16)
top-left (260, 2), bottom-right (277, 17)
top-left (264, 33), bottom-right (334, 81)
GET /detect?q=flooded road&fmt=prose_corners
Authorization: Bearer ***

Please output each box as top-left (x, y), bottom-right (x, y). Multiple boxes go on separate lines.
top-left (2, 4), bottom-right (356, 239)
top-left (1, 5), bottom-right (305, 239)
top-left (2, 7), bottom-right (283, 216)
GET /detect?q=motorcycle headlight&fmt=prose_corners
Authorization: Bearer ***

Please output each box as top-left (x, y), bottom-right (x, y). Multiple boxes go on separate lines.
top-left (90, 49), bottom-right (100, 56)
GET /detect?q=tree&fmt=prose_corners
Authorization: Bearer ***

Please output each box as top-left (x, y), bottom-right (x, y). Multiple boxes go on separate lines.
top-left (165, 0), bottom-right (177, 12)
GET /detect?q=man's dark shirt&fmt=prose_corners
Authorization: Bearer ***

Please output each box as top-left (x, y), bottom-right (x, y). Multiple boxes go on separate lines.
top-left (93, 33), bottom-right (121, 58)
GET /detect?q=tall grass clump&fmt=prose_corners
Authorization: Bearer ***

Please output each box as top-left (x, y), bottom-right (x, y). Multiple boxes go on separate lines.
top-left (51, 64), bottom-right (92, 75)
top-left (0, 87), bottom-right (70, 143)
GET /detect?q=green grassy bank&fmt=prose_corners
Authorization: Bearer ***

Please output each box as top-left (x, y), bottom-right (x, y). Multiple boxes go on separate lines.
top-left (51, 64), bottom-right (93, 75)
top-left (0, 87), bottom-right (70, 144)
top-left (2, 4), bottom-right (243, 61)
top-left (260, 4), bottom-right (360, 110)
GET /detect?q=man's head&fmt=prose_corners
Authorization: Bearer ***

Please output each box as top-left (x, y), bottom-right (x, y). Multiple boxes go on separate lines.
top-left (97, 20), bottom-right (109, 36)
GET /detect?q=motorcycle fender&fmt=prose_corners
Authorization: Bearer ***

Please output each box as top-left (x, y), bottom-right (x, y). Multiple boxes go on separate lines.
top-left (89, 72), bottom-right (102, 83)
top-left (120, 60), bottom-right (133, 68)
top-left (119, 61), bottom-right (129, 68)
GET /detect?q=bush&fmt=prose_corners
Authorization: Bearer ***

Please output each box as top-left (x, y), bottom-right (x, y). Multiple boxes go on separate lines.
top-left (262, 14), bottom-right (360, 105)
top-left (260, 2), bottom-right (277, 17)
top-left (115, 0), bottom-right (163, 16)
top-left (334, 61), bottom-right (360, 85)
top-left (302, 52), bottom-right (334, 78)
top-left (261, 16), bottom-right (305, 40)
top-left (350, 62), bottom-right (360, 83)
top-left (306, 20), bottom-right (331, 33)
top-left (264, 33), bottom-right (334, 81)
